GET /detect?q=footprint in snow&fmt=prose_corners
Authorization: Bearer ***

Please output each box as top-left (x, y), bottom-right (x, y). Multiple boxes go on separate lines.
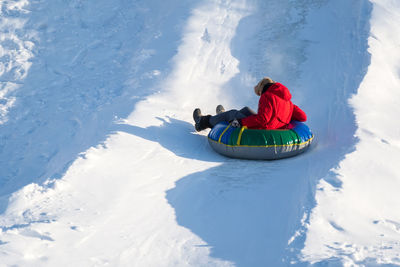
top-left (201, 28), bottom-right (211, 43)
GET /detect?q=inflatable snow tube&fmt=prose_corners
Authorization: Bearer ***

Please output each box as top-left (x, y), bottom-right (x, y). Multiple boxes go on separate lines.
top-left (208, 121), bottom-right (314, 160)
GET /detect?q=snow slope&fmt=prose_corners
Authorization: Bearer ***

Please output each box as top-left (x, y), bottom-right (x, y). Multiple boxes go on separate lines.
top-left (0, 0), bottom-right (399, 266)
top-left (301, 0), bottom-right (400, 265)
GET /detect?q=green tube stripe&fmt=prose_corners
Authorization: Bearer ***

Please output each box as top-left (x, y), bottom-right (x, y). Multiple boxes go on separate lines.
top-left (226, 128), bottom-right (306, 147)
top-left (209, 134), bottom-right (314, 148)
top-left (227, 128), bottom-right (240, 146)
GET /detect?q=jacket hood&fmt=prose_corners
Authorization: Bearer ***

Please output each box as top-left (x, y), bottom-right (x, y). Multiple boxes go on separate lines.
top-left (264, 82), bottom-right (292, 101)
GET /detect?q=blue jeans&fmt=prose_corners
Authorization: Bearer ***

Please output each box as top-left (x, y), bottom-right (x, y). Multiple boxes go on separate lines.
top-left (209, 106), bottom-right (256, 127)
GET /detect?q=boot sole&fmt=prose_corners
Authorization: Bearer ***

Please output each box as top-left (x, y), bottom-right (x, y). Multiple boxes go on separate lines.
top-left (193, 108), bottom-right (201, 123)
top-left (216, 105), bottom-right (225, 114)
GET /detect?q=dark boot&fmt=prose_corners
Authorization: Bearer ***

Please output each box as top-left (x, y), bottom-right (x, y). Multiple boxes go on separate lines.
top-left (193, 108), bottom-right (202, 124)
top-left (216, 105), bottom-right (225, 114)
top-left (193, 108), bottom-right (211, 131)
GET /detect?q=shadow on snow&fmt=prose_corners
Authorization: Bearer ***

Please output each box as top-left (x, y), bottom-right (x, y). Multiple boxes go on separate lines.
top-left (0, 0), bottom-right (195, 212)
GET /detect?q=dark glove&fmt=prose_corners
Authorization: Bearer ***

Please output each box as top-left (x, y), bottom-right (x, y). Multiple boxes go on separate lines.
top-left (231, 119), bottom-right (241, 128)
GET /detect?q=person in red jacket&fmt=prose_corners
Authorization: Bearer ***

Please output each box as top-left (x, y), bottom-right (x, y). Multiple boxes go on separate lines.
top-left (193, 77), bottom-right (307, 131)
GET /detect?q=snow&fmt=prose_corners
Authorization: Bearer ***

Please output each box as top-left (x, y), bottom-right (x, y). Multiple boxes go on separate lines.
top-left (0, 0), bottom-right (399, 266)
top-left (0, 0), bottom-right (34, 124)
top-left (301, 0), bottom-right (400, 265)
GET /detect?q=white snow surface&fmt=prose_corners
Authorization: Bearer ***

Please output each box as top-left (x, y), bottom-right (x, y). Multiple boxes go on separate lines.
top-left (0, 0), bottom-right (399, 266)
top-left (301, 0), bottom-right (400, 266)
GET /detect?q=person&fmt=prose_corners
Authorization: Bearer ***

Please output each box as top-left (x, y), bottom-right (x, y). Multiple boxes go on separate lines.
top-left (193, 77), bottom-right (307, 131)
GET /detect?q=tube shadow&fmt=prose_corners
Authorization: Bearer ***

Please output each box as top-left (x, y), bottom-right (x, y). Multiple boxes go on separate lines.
top-left (113, 117), bottom-right (224, 163)
top-left (166, 152), bottom-right (318, 266)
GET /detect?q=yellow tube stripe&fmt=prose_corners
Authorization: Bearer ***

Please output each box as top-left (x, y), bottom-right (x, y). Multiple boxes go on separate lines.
top-left (218, 124), bottom-right (231, 143)
top-left (236, 126), bottom-right (247, 146)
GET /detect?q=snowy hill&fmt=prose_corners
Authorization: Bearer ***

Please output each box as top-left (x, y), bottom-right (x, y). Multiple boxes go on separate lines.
top-left (1, 0), bottom-right (400, 266)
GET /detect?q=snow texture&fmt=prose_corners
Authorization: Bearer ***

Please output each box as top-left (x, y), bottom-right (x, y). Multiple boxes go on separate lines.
top-left (0, 0), bottom-right (399, 266)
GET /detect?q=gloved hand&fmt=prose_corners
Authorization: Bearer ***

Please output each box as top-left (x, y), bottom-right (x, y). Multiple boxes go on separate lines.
top-left (231, 119), bottom-right (241, 128)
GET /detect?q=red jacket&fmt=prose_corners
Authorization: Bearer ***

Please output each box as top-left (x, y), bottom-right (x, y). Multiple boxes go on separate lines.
top-left (240, 83), bottom-right (307, 129)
